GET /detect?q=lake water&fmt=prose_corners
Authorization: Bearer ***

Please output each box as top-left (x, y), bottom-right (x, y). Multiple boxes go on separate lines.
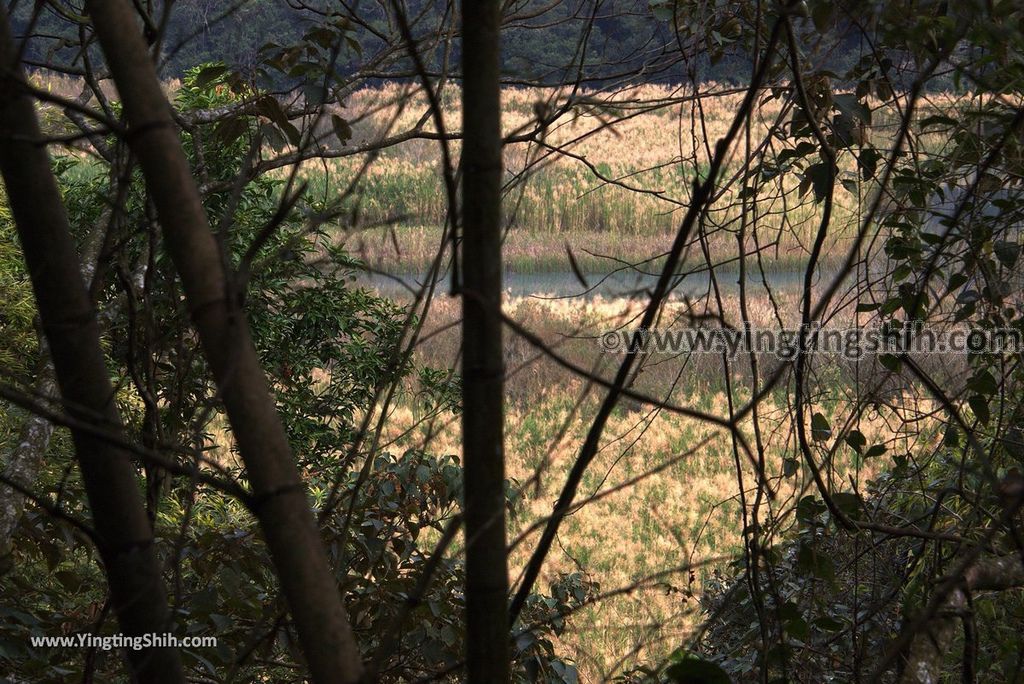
top-left (358, 266), bottom-right (840, 300)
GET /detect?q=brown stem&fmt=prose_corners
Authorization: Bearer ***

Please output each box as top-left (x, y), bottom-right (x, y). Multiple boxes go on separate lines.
top-left (460, 0), bottom-right (512, 682)
top-left (79, 0), bottom-right (365, 680)
top-left (0, 7), bottom-right (185, 683)
top-left (901, 555), bottom-right (1024, 684)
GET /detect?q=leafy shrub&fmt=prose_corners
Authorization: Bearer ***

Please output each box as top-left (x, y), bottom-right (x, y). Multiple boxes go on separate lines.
top-left (0, 65), bottom-right (588, 683)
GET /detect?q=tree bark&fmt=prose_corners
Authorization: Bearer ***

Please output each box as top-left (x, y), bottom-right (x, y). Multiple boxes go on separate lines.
top-left (901, 555), bottom-right (1024, 684)
top-left (79, 1), bottom-right (364, 681)
top-left (0, 8), bottom-right (185, 683)
top-left (0, 359), bottom-right (57, 562)
top-left (1, 202), bottom-right (110, 562)
top-left (460, 1), bottom-right (512, 682)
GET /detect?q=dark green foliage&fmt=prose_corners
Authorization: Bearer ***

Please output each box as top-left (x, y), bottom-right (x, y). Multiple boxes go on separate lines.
top-left (10, 0), bottom-right (871, 85)
top-left (0, 67), bottom-right (587, 683)
top-left (0, 200), bottom-right (39, 440)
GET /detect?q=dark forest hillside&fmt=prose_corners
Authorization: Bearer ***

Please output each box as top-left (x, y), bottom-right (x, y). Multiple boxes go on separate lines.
top-left (11, 0), bottom-right (868, 84)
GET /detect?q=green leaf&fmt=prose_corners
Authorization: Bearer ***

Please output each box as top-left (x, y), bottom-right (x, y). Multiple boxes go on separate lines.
top-left (305, 26), bottom-right (336, 49)
top-left (195, 64), bottom-right (229, 89)
top-left (967, 369), bottom-right (997, 396)
top-left (881, 296), bottom-right (902, 315)
top-left (864, 444), bottom-right (887, 459)
top-left (845, 430), bottom-right (866, 453)
top-left (892, 264), bottom-right (912, 282)
top-left (302, 82), bottom-right (328, 106)
top-left (833, 93), bottom-right (871, 125)
top-left (651, 2), bottom-right (674, 21)
top-left (943, 425), bottom-right (959, 446)
top-left (344, 34), bottom-right (362, 55)
top-left (948, 272), bottom-right (969, 291)
top-left (783, 457), bottom-right (799, 477)
top-left (858, 146), bottom-right (880, 179)
top-left (778, 601), bottom-right (801, 621)
top-left (54, 570), bottom-right (82, 592)
top-left (214, 116), bottom-right (248, 146)
top-left (255, 95), bottom-right (291, 130)
top-left (954, 302), bottom-right (976, 323)
top-left (919, 114), bottom-right (958, 129)
top-left (811, 412), bottom-right (832, 441)
top-left (331, 114), bottom-right (353, 144)
top-left (814, 616), bottom-right (844, 632)
top-left (797, 495), bottom-right (827, 524)
top-left (805, 162), bottom-right (833, 203)
top-left (994, 240), bottom-right (1020, 268)
top-left (812, 1), bottom-right (835, 32)
top-left (832, 492), bottom-right (863, 518)
top-left (665, 656), bottom-right (732, 684)
top-left (785, 615), bottom-right (810, 639)
top-left (879, 354), bottom-right (901, 372)
top-left (797, 542), bottom-right (835, 580)
top-left (969, 394), bottom-right (991, 425)
top-left (281, 120), bottom-right (302, 146)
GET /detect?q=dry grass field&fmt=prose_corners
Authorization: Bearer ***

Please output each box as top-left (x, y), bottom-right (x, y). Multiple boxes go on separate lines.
top-left (295, 83), bottom-right (877, 277)
top-left (372, 290), bottom-right (945, 679)
top-left (295, 83), bottom-right (968, 280)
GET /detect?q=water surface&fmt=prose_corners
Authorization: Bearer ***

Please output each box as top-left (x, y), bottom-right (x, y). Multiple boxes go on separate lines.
top-left (358, 266), bottom-right (839, 300)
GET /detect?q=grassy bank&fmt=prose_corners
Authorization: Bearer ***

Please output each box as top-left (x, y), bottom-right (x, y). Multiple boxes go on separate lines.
top-left (345, 223), bottom-right (856, 276)
top-left (377, 292), bottom-right (930, 680)
top-left (289, 83), bottom-right (899, 277)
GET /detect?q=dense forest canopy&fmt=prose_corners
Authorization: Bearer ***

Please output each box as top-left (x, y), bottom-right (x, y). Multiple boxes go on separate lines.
top-left (10, 0), bottom-right (876, 84)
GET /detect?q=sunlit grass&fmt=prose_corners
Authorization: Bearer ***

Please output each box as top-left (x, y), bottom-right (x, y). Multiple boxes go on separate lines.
top-left (288, 83), bottom-right (899, 277)
top-left (376, 292), bottom-right (934, 680)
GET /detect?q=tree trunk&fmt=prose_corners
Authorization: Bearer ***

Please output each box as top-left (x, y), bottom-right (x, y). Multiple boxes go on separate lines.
top-left (0, 360), bottom-right (56, 562)
top-left (460, 1), bottom-right (512, 682)
top-left (79, 1), bottom-right (364, 681)
top-left (0, 8), bottom-right (185, 683)
top-left (901, 555), bottom-right (1024, 684)
top-left (1, 200), bottom-right (111, 562)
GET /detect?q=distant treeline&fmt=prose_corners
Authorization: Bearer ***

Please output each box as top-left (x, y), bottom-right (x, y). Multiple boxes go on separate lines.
top-left (12, 0), bottom-right (876, 86)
